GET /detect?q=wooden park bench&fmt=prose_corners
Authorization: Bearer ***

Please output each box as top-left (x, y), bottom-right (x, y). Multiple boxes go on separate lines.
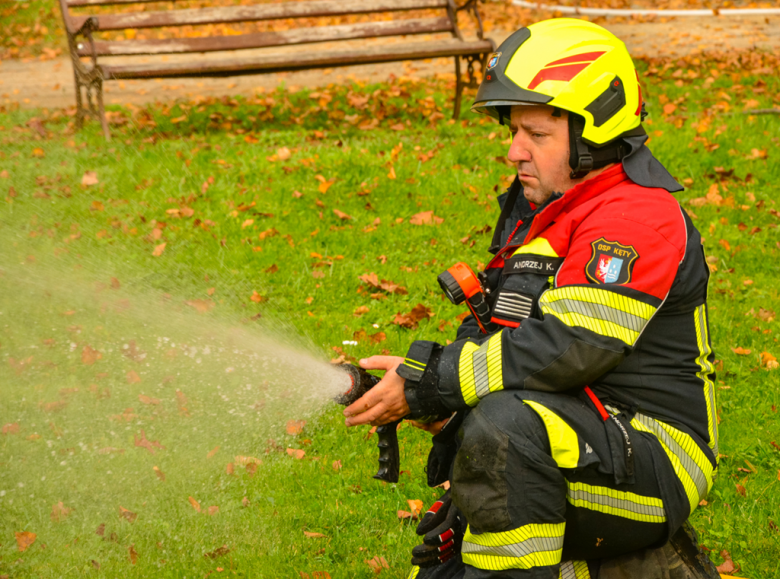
top-left (57, 0), bottom-right (496, 139)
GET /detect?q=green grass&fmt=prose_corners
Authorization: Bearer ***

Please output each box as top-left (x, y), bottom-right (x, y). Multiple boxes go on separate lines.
top-left (1, 63), bottom-right (779, 578)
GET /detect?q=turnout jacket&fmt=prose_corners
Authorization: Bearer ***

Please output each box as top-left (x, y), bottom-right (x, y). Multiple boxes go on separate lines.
top-left (399, 162), bottom-right (718, 474)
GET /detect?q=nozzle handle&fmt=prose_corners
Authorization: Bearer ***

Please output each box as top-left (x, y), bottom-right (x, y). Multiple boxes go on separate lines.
top-left (373, 420), bottom-right (401, 483)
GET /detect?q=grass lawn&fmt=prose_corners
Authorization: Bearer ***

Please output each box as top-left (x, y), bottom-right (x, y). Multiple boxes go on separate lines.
top-left (1, 54), bottom-right (779, 578)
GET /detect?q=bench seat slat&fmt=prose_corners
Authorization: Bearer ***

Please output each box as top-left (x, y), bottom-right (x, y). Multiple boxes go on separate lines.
top-left (68, 0), bottom-right (450, 32)
top-left (77, 17), bottom-right (453, 56)
top-left (100, 38), bottom-right (493, 79)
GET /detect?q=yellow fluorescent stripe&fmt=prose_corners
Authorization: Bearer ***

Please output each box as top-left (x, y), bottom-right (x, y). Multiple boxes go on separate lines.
top-left (565, 480), bottom-right (666, 524)
top-left (407, 567), bottom-right (420, 579)
top-left (631, 415), bottom-right (714, 514)
top-left (459, 341), bottom-right (480, 407)
top-left (523, 401), bottom-right (580, 468)
top-left (539, 285), bottom-right (657, 346)
top-left (694, 304), bottom-right (718, 457)
top-left (541, 309), bottom-right (639, 344)
top-left (404, 358), bottom-right (426, 370)
top-left (511, 236), bottom-right (559, 258)
top-left (463, 522), bottom-right (565, 571)
top-left (486, 332), bottom-right (504, 395)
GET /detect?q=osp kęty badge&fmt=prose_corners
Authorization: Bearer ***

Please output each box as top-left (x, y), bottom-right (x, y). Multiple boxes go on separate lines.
top-left (586, 238), bottom-right (638, 285)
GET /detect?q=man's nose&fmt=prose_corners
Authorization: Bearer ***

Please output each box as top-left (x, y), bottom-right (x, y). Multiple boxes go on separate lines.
top-left (507, 132), bottom-right (532, 164)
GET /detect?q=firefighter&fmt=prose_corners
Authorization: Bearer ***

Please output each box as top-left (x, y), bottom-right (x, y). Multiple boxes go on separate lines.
top-left (343, 18), bottom-right (719, 579)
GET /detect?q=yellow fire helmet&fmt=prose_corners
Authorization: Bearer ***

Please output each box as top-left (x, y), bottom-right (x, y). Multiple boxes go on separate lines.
top-left (472, 18), bottom-right (648, 178)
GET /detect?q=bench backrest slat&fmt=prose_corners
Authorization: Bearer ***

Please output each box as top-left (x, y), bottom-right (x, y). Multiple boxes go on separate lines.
top-left (67, 0), bottom-right (451, 31)
top-left (78, 17), bottom-right (453, 56)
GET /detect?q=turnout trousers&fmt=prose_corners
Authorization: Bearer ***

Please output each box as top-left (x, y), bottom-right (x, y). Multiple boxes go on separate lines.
top-left (449, 390), bottom-right (715, 579)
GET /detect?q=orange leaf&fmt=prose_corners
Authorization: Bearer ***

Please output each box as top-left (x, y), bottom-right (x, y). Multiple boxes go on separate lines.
top-left (185, 299), bottom-right (214, 313)
top-left (397, 510), bottom-right (413, 519)
top-left (731, 347), bottom-right (752, 356)
top-left (286, 448), bottom-right (306, 460)
top-left (241, 218), bottom-right (254, 229)
top-left (81, 171), bottom-right (99, 186)
top-left (735, 483), bottom-right (746, 497)
top-left (662, 103), bottom-right (677, 115)
top-left (207, 445), bottom-right (220, 459)
top-left (152, 242), bottom-right (166, 257)
top-left (188, 496), bottom-right (201, 512)
top-left (407, 499), bottom-right (424, 519)
top-left (760, 351), bottom-right (778, 368)
top-left (304, 531), bottom-right (327, 538)
top-left (332, 460), bottom-right (342, 470)
top-left (387, 165), bottom-right (397, 180)
top-left (333, 209), bottom-right (352, 220)
top-left (81, 345), bottom-right (102, 365)
top-left (119, 506), bottom-right (137, 523)
top-left (51, 501), bottom-right (73, 522)
top-left (286, 420), bottom-right (306, 435)
top-left (126, 370), bottom-right (141, 384)
top-left (153, 466), bottom-right (165, 481)
top-left (409, 211), bottom-right (444, 225)
top-left (138, 394), bottom-right (159, 405)
top-left (250, 291), bottom-right (264, 303)
top-left (129, 544), bottom-right (138, 565)
top-left (716, 550), bottom-right (736, 574)
top-left (207, 506), bottom-right (219, 516)
top-left (15, 531), bottom-right (36, 552)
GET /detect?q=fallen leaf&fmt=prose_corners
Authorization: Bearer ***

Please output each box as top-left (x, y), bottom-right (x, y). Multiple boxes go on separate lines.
top-left (134, 429), bottom-right (165, 455)
top-left (286, 420), bottom-right (306, 435)
top-left (2, 422), bottom-right (20, 434)
top-left (333, 209), bottom-right (352, 220)
top-left (32, 147), bottom-right (45, 158)
top-left (207, 506), bottom-right (219, 516)
top-left (234, 455), bottom-right (261, 466)
top-left (397, 510), bottom-right (413, 519)
top-left (277, 147), bottom-right (292, 161)
top-left (760, 352), bottom-right (778, 369)
top-left (716, 550), bottom-right (735, 574)
top-left (392, 304), bottom-right (434, 330)
top-left (207, 446), bottom-right (220, 459)
top-left (119, 506), bottom-right (137, 523)
top-left (153, 466), bottom-right (165, 481)
top-left (304, 531), bottom-right (327, 538)
top-left (152, 242), bottom-right (166, 257)
top-left (138, 394), bottom-right (160, 405)
top-left (81, 345), bottom-right (102, 365)
top-left (407, 499), bottom-right (424, 519)
top-left (735, 483), bottom-right (746, 497)
top-left (204, 545), bottom-right (230, 559)
top-left (287, 448), bottom-right (306, 460)
top-left (16, 531), bottom-right (36, 552)
top-left (185, 299), bottom-right (214, 313)
top-left (731, 347), bottom-right (752, 356)
top-left (81, 171), bottom-right (99, 186)
top-left (51, 501), bottom-right (73, 522)
top-left (409, 211), bottom-right (444, 225)
top-left (129, 544), bottom-right (138, 565)
top-left (188, 496), bottom-right (201, 513)
top-left (332, 460), bottom-right (342, 471)
top-left (126, 370), bottom-right (141, 384)
top-left (365, 555), bottom-right (390, 573)
top-left (250, 291), bottom-right (264, 303)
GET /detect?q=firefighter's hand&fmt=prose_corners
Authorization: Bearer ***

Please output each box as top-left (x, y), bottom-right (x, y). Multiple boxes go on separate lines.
top-left (343, 356), bottom-right (410, 427)
top-left (408, 418), bottom-right (449, 436)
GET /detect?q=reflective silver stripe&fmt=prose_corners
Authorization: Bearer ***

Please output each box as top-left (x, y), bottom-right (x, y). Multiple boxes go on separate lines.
top-left (633, 412), bottom-right (709, 501)
top-left (463, 534), bottom-right (563, 560)
top-left (566, 486), bottom-right (666, 520)
top-left (544, 297), bottom-right (647, 333)
top-left (560, 561), bottom-right (576, 579)
top-left (495, 293), bottom-right (533, 319)
top-left (472, 339), bottom-right (490, 399)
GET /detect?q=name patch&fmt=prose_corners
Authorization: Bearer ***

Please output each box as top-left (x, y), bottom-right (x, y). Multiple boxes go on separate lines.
top-left (586, 238), bottom-right (639, 285)
top-left (503, 255), bottom-right (564, 276)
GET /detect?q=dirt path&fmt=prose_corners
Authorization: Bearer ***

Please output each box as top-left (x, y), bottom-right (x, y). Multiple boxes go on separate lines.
top-left (1, 14), bottom-right (777, 111)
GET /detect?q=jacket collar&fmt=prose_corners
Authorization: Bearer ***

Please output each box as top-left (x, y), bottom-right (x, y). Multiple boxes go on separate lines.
top-left (523, 164), bottom-right (630, 244)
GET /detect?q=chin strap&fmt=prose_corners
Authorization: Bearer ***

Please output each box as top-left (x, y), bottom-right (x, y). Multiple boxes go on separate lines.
top-left (568, 114), bottom-right (633, 179)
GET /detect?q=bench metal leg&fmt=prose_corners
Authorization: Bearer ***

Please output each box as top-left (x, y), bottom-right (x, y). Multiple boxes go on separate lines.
top-left (454, 54), bottom-right (487, 120)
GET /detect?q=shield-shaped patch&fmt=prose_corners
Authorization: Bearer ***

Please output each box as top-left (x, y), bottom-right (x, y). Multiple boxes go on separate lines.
top-left (585, 238), bottom-right (639, 285)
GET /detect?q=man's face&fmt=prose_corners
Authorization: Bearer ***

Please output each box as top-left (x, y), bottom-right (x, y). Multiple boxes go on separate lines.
top-left (506, 105), bottom-right (574, 206)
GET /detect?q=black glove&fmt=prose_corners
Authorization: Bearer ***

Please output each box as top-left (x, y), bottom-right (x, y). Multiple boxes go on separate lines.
top-left (411, 489), bottom-right (464, 568)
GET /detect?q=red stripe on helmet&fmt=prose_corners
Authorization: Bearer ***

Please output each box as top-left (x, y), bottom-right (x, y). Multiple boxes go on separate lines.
top-left (528, 62), bottom-right (592, 90)
top-left (545, 51), bottom-right (606, 67)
